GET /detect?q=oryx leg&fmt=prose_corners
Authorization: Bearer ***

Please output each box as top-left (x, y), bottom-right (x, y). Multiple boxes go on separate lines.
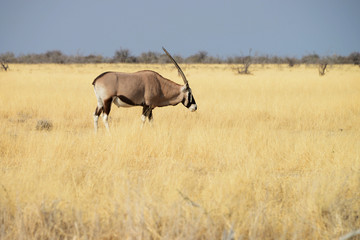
top-left (94, 105), bottom-right (103, 133)
top-left (102, 98), bottom-right (112, 132)
top-left (141, 105), bottom-right (153, 125)
top-left (148, 109), bottom-right (153, 123)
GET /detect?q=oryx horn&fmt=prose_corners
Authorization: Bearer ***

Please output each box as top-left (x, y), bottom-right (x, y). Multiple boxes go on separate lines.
top-left (162, 47), bottom-right (189, 88)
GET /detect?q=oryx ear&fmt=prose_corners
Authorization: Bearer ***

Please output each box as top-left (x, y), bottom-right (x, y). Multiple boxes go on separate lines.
top-left (181, 85), bottom-right (188, 92)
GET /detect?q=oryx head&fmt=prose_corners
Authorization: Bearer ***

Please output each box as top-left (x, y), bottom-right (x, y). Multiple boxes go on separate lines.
top-left (181, 85), bottom-right (197, 112)
top-left (162, 47), bottom-right (197, 112)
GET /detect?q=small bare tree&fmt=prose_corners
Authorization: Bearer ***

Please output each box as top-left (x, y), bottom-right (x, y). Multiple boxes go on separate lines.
top-left (285, 57), bottom-right (297, 67)
top-left (237, 49), bottom-right (252, 74)
top-left (1, 62), bottom-right (9, 71)
top-left (318, 62), bottom-right (328, 76)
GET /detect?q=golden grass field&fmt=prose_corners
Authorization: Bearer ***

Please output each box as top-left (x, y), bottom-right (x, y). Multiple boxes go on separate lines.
top-left (0, 63), bottom-right (359, 239)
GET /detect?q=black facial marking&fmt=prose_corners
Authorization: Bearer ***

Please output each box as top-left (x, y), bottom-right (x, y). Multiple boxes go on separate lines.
top-left (186, 92), bottom-right (192, 108)
top-left (182, 91), bottom-right (196, 108)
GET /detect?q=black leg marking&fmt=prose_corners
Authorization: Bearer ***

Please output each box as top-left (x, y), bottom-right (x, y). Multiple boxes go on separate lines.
top-left (103, 98), bottom-right (112, 115)
top-left (94, 106), bottom-right (103, 116)
top-left (142, 105), bottom-right (153, 122)
top-left (142, 105), bottom-right (150, 116)
top-left (148, 109), bottom-right (153, 121)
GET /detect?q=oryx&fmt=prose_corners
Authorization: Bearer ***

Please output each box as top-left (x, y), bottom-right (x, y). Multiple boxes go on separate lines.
top-left (92, 47), bottom-right (197, 132)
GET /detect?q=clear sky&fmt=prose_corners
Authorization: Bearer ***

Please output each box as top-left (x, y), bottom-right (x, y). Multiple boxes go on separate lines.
top-left (1, 0), bottom-right (359, 58)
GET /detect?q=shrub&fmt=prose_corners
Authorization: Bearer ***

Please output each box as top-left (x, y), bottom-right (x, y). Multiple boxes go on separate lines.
top-left (113, 49), bottom-right (137, 63)
top-left (36, 120), bottom-right (53, 131)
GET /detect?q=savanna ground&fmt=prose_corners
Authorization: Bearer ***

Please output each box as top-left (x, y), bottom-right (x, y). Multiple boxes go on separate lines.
top-left (0, 63), bottom-right (359, 239)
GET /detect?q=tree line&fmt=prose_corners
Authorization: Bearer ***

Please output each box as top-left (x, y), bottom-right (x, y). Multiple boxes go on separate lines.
top-left (0, 49), bottom-right (359, 66)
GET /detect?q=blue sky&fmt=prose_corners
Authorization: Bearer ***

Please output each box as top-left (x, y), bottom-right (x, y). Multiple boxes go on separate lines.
top-left (0, 0), bottom-right (359, 58)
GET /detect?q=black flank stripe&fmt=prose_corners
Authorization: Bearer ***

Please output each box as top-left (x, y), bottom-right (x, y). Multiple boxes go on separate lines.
top-left (119, 95), bottom-right (137, 106)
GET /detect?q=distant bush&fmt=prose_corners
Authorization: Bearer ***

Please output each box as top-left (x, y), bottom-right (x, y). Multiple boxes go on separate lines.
top-left (348, 52), bottom-right (360, 66)
top-left (0, 52), bottom-right (16, 63)
top-left (186, 51), bottom-right (208, 63)
top-left (45, 50), bottom-right (67, 63)
top-left (138, 51), bottom-right (160, 63)
top-left (80, 54), bottom-right (104, 63)
top-left (112, 49), bottom-right (137, 63)
top-left (285, 57), bottom-right (297, 67)
top-left (301, 54), bottom-right (320, 64)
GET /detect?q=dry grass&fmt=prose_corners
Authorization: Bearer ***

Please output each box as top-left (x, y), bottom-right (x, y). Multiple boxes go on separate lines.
top-left (0, 64), bottom-right (359, 239)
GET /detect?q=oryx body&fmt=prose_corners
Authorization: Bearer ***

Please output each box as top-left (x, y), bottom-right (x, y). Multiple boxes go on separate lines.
top-left (93, 47), bottom-right (197, 132)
